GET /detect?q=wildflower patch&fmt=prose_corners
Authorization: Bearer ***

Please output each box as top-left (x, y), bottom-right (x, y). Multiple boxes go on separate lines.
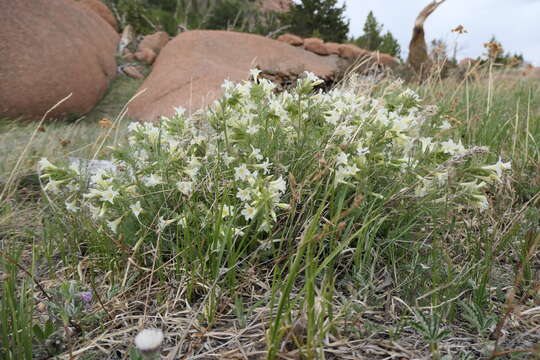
top-left (39, 71), bottom-right (511, 261)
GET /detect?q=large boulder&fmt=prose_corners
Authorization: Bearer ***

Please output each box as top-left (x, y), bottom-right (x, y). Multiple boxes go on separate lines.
top-left (137, 31), bottom-right (169, 55)
top-left (277, 33), bottom-right (303, 46)
top-left (324, 42), bottom-right (341, 55)
top-left (0, 0), bottom-right (118, 120)
top-left (78, 0), bottom-right (118, 31)
top-left (259, 0), bottom-right (292, 12)
top-left (128, 30), bottom-right (340, 122)
top-left (303, 38), bottom-right (329, 56)
top-left (338, 44), bottom-right (371, 60)
top-left (135, 48), bottom-right (157, 65)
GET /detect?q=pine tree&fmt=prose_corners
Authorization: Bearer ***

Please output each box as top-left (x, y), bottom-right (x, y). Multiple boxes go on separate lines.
top-left (354, 11), bottom-right (382, 51)
top-left (379, 32), bottom-right (401, 58)
top-left (283, 0), bottom-right (350, 43)
top-left (353, 11), bottom-right (401, 57)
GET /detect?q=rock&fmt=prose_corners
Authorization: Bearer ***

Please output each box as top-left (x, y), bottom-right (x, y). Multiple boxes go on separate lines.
top-left (277, 33), bottom-right (303, 46)
top-left (371, 52), bottom-right (400, 69)
top-left (135, 48), bottom-right (157, 64)
top-left (303, 38), bottom-right (329, 56)
top-left (0, 0), bottom-right (118, 120)
top-left (118, 24), bottom-right (135, 55)
top-left (122, 49), bottom-right (135, 62)
top-left (128, 30), bottom-right (340, 122)
top-left (338, 44), bottom-right (370, 60)
top-left (137, 31), bottom-right (169, 55)
top-left (259, 0), bottom-right (292, 12)
top-left (122, 65), bottom-right (144, 79)
top-left (78, 0), bottom-right (118, 31)
top-left (324, 42), bottom-right (341, 55)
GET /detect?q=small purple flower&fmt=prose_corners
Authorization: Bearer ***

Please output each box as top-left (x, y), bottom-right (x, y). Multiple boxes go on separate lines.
top-left (79, 291), bottom-right (92, 308)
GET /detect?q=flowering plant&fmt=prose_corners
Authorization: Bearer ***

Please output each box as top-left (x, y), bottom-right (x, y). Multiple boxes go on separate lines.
top-left (39, 71), bottom-right (511, 266)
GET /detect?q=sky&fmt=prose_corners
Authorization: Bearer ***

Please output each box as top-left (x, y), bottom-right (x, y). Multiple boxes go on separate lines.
top-left (337, 0), bottom-right (540, 65)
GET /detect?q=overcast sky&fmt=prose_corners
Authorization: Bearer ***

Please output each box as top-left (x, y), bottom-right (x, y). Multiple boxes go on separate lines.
top-left (337, 0), bottom-right (540, 65)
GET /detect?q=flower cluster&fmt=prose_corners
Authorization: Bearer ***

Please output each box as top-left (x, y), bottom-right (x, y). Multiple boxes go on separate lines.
top-left (39, 71), bottom-right (511, 251)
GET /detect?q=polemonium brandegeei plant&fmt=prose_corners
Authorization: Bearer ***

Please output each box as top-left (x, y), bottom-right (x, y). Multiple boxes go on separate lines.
top-left (38, 70), bottom-right (511, 279)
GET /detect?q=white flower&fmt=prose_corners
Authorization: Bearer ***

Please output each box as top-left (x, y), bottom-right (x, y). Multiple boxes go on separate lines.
top-left (482, 158), bottom-right (511, 181)
top-left (223, 153), bottom-right (235, 166)
top-left (107, 217), bottom-right (122, 234)
top-left (440, 139), bottom-right (465, 155)
top-left (336, 152), bottom-right (349, 166)
top-left (325, 112), bottom-right (340, 126)
top-left (303, 71), bottom-right (323, 85)
top-left (471, 194), bottom-right (489, 211)
top-left (250, 68), bottom-right (262, 81)
top-left (440, 120), bottom-right (452, 130)
top-left (241, 205), bottom-right (257, 221)
top-left (257, 159), bottom-right (272, 174)
top-left (415, 177), bottom-right (434, 197)
top-left (335, 164), bottom-right (359, 184)
top-left (234, 164), bottom-right (251, 181)
top-left (68, 162), bottom-right (81, 175)
top-left (174, 106), bottom-right (186, 116)
top-left (221, 79), bottom-right (235, 91)
top-left (221, 204), bottom-right (233, 218)
top-left (90, 169), bottom-right (112, 188)
top-left (247, 171), bottom-right (258, 186)
top-left (400, 88), bottom-right (420, 101)
top-left (127, 122), bottom-right (141, 132)
top-left (177, 216), bottom-right (187, 227)
top-left (259, 221), bottom-right (271, 233)
top-left (460, 180), bottom-right (487, 192)
top-left (250, 147), bottom-right (263, 161)
top-left (184, 167), bottom-right (199, 179)
top-left (418, 137), bottom-right (433, 152)
top-left (87, 203), bottom-right (102, 220)
top-left (176, 181), bottom-right (193, 196)
top-left (38, 158), bottom-right (56, 172)
top-left (43, 179), bottom-right (62, 194)
top-left (143, 174), bottom-right (163, 187)
top-left (130, 201), bottom-right (143, 218)
top-left (233, 227), bottom-right (245, 237)
top-left (246, 124), bottom-right (260, 135)
top-left (185, 157), bottom-right (202, 179)
top-left (100, 186), bottom-right (119, 204)
top-left (269, 176), bottom-right (286, 195)
top-left (357, 146), bottom-right (370, 157)
top-left (134, 328), bottom-right (164, 353)
top-left (158, 216), bottom-right (175, 232)
top-left (65, 200), bottom-right (79, 213)
top-left (236, 188), bottom-right (252, 202)
top-left (434, 171), bottom-right (448, 185)
top-left (143, 124), bottom-right (160, 143)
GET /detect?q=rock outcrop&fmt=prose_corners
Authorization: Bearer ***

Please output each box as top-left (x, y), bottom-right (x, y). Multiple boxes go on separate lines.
top-left (277, 34), bottom-right (303, 46)
top-left (128, 30), bottom-right (340, 122)
top-left (78, 0), bottom-right (118, 31)
top-left (324, 42), bottom-right (341, 56)
top-left (134, 48), bottom-right (157, 65)
top-left (137, 31), bottom-right (169, 55)
top-left (303, 38), bottom-right (329, 56)
top-left (259, 0), bottom-right (292, 12)
top-left (337, 44), bottom-right (371, 60)
top-left (0, 0), bottom-right (118, 119)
